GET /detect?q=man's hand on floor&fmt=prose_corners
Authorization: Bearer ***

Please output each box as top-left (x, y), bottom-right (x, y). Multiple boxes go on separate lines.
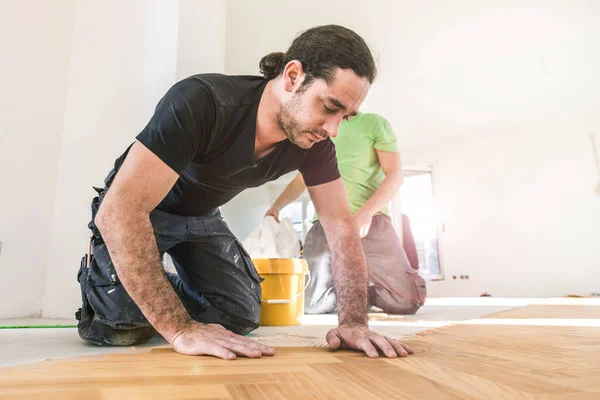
top-left (326, 324), bottom-right (414, 358)
top-left (171, 321), bottom-right (275, 360)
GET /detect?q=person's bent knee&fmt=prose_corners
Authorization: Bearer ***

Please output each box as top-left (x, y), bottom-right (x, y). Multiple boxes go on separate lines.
top-left (380, 302), bottom-right (421, 315)
top-left (220, 312), bottom-right (259, 335)
top-left (216, 294), bottom-right (261, 335)
top-left (78, 318), bottom-right (155, 346)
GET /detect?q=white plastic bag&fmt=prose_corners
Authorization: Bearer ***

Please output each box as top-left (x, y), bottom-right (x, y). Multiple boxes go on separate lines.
top-left (242, 216), bottom-right (301, 258)
top-left (276, 217), bottom-right (301, 258)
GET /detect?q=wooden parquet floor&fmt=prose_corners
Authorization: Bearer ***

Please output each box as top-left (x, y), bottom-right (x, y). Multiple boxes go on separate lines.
top-left (1, 304), bottom-right (599, 399)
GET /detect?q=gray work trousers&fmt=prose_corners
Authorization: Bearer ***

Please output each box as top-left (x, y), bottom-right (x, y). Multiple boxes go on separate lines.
top-left (303, 215), bottom-right (427, 315)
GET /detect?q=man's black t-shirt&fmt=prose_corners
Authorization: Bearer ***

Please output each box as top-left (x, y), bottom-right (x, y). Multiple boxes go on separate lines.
top-left (111, 74), bottom-right (340, 216)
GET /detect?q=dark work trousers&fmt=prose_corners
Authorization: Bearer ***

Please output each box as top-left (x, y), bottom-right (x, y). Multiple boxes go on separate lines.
top-left (76, 185), bottom-right (263, 346)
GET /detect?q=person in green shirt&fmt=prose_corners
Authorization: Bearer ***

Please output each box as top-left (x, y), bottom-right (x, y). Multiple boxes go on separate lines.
top-left (266, 112), bottom-right (427, 314)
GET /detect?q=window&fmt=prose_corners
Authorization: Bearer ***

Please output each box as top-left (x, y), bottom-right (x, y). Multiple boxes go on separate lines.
top-left (394, 167), bottom-right (444, 280)
top-left (279, 167), bottom-right (444, 280)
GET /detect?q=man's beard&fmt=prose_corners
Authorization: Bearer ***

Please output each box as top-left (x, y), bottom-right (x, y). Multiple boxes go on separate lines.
top-left (276, 98), bottom-right (326, 149)
top-left (276, 110), bottom-right (310, 149)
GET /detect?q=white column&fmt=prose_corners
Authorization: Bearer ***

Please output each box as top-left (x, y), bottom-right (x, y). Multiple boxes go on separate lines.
top-left (42, 0), bottom-right (180, 318)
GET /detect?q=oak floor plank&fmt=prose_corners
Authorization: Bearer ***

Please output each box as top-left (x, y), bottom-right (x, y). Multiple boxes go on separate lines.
top-left (1, 304), bottom-right (598, 399)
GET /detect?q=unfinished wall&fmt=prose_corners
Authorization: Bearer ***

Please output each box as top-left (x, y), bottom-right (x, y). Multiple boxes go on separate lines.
top-left (0, 1), bottom-right (76, 318)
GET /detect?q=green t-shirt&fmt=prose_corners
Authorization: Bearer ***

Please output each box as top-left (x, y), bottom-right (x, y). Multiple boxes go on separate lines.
top-left (313, 112), bottom-right (398, 221)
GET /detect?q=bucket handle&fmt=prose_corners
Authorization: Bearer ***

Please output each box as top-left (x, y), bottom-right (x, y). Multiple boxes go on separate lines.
top-left (261, 270), bottom-right (311, 304)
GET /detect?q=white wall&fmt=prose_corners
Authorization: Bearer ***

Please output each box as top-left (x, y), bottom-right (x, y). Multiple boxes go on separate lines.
top-left (225, 0), bottom-right (370, 76)
top-left (41, 0), bottom-right (180, 318)
top-left (0, 1), bottom-right (76, 318)
top-left (403, 128), bottom-right (600, 297)
top-left (225, 0), bottom-right (600, 297)
top-left (177, 0), bottom-right (227, 80)
top-left (225, 0), bottom-right (600, 147)
top-left (2, 0), bottom-right (597, 319)
top-left (221, 187), bottom-right (272, 241)
top-left (175, 0), bottom-right (265, 241)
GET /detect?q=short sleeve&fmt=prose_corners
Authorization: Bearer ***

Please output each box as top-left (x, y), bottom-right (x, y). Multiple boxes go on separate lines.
top-left (372, 115), bottom-right (398, 153)
top-left (299, 139), bottom-right (341, 186)
top-left (136, 79), bottom-right (216, 174)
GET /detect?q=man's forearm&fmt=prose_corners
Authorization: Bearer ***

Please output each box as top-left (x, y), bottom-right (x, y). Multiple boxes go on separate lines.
top-left (97, 207), bottom-right (191, 342)
top-left (328, 217), bottom-right (369, 326)
top-left (359, 172), bottom-right (403, 216)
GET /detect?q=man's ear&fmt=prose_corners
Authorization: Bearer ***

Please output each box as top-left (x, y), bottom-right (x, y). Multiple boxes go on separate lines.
top-left (281, 60), bottom-right (305, 93)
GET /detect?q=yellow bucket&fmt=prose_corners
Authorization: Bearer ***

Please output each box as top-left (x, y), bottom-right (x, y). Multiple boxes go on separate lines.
top-left (253, 258), bottom-right (310, 326)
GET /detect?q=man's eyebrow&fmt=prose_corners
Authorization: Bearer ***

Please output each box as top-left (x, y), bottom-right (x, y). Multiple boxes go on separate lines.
top-left (326, 96), bottom-right (347, 110)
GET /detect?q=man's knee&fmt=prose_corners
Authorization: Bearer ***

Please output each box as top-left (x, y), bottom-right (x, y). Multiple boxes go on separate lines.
top-left (77, 313), bottom-right (155, 346)
top-left (76, 255), bottom-right (154, 346)
top-left (379, 302), bottom-right (421, 315)
top-left (209, 280), bottom-right (261, 335)
top-left (218, 305), bottom-right (260, 335)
